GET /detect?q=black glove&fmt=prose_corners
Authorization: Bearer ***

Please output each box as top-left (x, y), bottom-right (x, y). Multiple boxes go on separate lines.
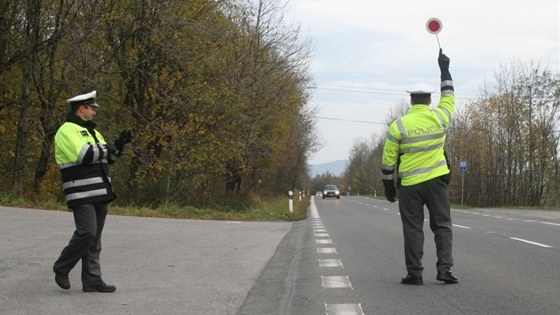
top-left (438, 48), bottom-right (452, 81)
top-left (438, 48), bottom-right (450, 70)
top-left (114, 129), bottom-right (133, 151)
top-left (383, 179), bottom-right (397, 203)
top-left (104, 142), bottom-right (118, 155)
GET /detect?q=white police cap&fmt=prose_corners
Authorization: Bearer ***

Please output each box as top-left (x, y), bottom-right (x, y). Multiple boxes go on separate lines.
top-left (406, 83), bottom-right (434, 95)
top-left (66, 90), bottom-right (99, 107)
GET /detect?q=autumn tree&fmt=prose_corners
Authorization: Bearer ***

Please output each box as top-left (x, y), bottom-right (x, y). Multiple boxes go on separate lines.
top-left (447, 61), bottom-right (559, 207)
top-left (344, 99), bottom-right (408, 198)
top-left (0, 0), bottom-right (318, 209)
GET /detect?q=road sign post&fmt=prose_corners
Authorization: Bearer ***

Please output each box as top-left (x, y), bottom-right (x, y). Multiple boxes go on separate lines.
top-left (459, 160), bottom-right (468, 205)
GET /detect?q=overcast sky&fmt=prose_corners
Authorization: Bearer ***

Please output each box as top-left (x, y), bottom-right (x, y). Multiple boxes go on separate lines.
top-left (283, 0), bottom-right (560, 165)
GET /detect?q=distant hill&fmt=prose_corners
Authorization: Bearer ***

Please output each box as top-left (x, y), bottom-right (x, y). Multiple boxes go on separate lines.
top-left (309, 160), bottom-right (348, 177)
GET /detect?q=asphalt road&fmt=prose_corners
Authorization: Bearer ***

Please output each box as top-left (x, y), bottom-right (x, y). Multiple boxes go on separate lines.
top-left (0, 206), bottom-right (293, 315)
top-left (2, 200), bottom-right (560, 315)
top-left (306, 196), bottom-right (560, 315)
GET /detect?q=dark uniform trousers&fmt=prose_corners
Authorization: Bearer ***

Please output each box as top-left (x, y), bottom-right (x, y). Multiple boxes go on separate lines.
top-left (53, 203), bottom-right (108, 286)
top-left (398, 177), bottom-right (453, 276)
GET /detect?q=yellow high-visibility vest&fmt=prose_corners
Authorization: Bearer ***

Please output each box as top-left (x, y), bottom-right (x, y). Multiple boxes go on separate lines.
top-left (54, 118), bottom-right (116, 208)
top-left (55, 122), bottom-right (107, 166)
top-left (382, 93), bottom-right (455, 186)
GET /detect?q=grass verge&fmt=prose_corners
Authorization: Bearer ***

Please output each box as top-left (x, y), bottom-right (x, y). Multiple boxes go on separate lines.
top-left (0, 194), bottom-right (308, 222)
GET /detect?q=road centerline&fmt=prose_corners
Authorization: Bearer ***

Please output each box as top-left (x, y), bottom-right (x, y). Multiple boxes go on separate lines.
top-left (509, 237), bottom-right (552, 248)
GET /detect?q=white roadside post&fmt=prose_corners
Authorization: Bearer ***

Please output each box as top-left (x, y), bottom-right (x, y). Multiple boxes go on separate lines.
top-left (299, 191), bottom-right (302, 202)
top-left (288, 191), bottom-right (294, 213)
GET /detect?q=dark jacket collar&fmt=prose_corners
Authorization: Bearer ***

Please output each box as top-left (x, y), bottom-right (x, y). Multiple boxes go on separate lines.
top-left (65, 112), bottom-right (96, 130)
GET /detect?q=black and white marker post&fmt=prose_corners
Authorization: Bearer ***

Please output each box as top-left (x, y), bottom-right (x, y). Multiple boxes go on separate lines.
top-left (288, 190), bottom-right (293, 213)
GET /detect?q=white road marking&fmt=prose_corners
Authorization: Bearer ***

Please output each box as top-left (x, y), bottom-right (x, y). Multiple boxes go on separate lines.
top-left (317, 247), bottom-right (337, 254)
top-left (325, 303), bottom-right (364, 315)
top-left (321, 276), bottom-right (353, 289)
top-left (319, 259), bottom-right (344, 268)
top-left (453, 224), bottom-right (472, 229)
top-left (509, 237), bottom-right (552, 248)
top-left (312, 197), bottom-right (363, 313)
top-left (316, 239), bottom-right (333, 245)
top-left (540, 221), bottom-right (560, 227)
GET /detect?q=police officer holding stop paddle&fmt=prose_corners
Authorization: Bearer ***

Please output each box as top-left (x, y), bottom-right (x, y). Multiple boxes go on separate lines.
top-left (381, 49), bottom-right (458, 285)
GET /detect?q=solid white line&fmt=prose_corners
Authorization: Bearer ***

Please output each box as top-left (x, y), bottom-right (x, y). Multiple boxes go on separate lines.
top-left (453, 224), bottom-right (472, 229)
top-left (509, 237), bottom-right (552, 248)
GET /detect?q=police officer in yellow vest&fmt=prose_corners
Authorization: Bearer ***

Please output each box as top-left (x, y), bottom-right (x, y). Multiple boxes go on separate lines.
top-left (381, 49), bottom-right (457, 285)
top-left (53, 91), bottom-right (132, 292)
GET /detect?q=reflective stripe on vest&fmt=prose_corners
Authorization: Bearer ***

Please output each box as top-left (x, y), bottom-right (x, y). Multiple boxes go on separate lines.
top-left (399, 159), bottom-right (447, 178)
top-left (399, 142), bottom-right (444, 154)
top-left (65, 188), bottom-right (108, 202)
top-left (62, 177), bottom-right (110, 190)
top-left (58, 159), bottom-right (106, 170)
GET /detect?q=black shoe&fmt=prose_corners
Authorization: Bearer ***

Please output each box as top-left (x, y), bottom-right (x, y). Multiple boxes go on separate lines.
top-left (437, 271), bottom-right (458, 284)
top-left (83, 282), bottom-right (116, 293)
top-left (401, 274), bottom-right (423, 285)
top-left (55, 272), bottom-right (70, 290)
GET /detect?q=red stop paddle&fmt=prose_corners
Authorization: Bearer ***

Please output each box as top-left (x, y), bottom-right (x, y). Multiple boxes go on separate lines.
top-left (426, 18), bottom-right (443, 49)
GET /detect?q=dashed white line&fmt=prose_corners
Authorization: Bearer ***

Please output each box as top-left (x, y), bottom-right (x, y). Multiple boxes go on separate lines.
top-left (319, 259), bottom-right (344, 268)
top-left (313, 198), bottom-right (363, 313)
top-left (316, 239), bottom-right (333, 245)
top-left (453, 224), bottom-right (472, 229)
top-left (540, 221), bottom-right (560, 227)
top-left (317, 247), bottom-right (337, 254)
top-left (321, 276), bottom-right (353, 289)
top-left (325, 303), bottom-right (364, 315)
top-left (509, 237), bottom-right (552, 248)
